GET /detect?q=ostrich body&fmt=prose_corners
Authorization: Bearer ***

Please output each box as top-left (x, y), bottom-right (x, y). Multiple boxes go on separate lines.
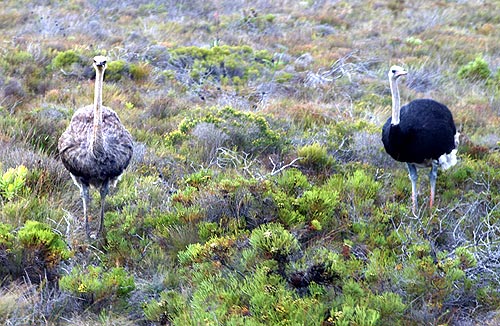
top-left (58, 56), bottom-right (133, 238)
top-left (382, 65), bottom-right (458, 214)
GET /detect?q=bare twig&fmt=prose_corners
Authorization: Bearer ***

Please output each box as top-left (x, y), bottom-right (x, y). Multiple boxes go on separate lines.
top-left (268, 156), bottom-right (302, 177)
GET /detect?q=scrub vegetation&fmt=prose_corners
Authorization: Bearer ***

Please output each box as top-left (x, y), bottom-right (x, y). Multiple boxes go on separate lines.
top-left (1, 0), bottom-right (500, 325)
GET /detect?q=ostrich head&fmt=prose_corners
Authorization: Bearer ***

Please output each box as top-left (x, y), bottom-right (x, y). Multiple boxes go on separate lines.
top-left (93, 55), bottom-right (108, 71)
top-left (388, 65), bottom-right (407, 80)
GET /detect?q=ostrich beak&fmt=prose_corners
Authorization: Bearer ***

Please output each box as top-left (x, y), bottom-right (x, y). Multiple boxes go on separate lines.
top-left (93, 56), bottom-right (108, 67)
top-left (395, 70), bottom-right (407, 77)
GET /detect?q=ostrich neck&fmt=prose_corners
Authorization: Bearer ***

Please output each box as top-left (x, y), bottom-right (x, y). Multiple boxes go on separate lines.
top-left (390, 78), bottom-right (401, 125)
top-left (91, 69), bottom-right (105, 156)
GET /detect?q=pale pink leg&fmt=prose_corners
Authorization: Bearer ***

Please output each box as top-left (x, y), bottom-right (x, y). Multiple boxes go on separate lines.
top-left (429, 161), bottom-right (438, 210)
top-left (407, 163), bottom-right (418, 215)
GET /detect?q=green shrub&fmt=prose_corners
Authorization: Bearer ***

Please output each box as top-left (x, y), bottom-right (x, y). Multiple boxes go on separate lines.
top-left (59, 265), bottom-right (135, 310)
top-left (197, 221), bottom-right (221, 241)
top-left (297, 186), bottom-right (339, 227)
top-left (104, 209), bottom-right (147, 266)
top-left (316, 248), bottom-right (349, 279)
top-left (240, 267), bottom-right (325, 325)
top-left (143, 290), bottom-right (187, 324)
top-left (145, 264), bottom-right (326, 325)
top-left (128, 62), bottom-right (150, 81)
top-left (329, 279), bottom-right (406, 326)
top-left (275, 168), bottom-right (310, 197)
top-left (2, 50), bottom-right (32, 66)
top-left (184, 169), bottom-right (213, 189)
top-left (344, 169), bottom-right (381, 211)
top-left (0, 223), bottom-right (15, 277)
top-left (166, 106), bottom-right (282, 156)
top-left (458, 55), bottom-right (491, 80)
top-left (105, 60), bottom-right (127, 82)
top-left (298, 143), bottom-right (334, 172)
top-left (477, 285), bottom-right (500, 309)
top-left (0, 222), bottom-right (14, 246)
top-left (0, 165), bottom-right (29, 201)
top-left (17, 220), bottom-right (71, 260)
top-left (178, 236), bottom-right (236, 266)
top-left (51, 50), bottom-right (81, 69)
top-left (0, 220), bottom-right (72, 282)
top-left (330, 304), bottom-right (380, 326)
top-left (249, 222), bottom-right (300, 260)
top-left (169, 44), bottom-right (274, 86)
top-left (270, 169), bottom-right (341, 228)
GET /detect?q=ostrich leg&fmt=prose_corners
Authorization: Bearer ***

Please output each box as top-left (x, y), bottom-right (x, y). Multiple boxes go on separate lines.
top-left (97, 180), bottom-right (110, 236)
top-left (81, 183), bottom-right (91, 238)
top-left (429, 161), bottom-right (439, 209)
top-left (407, 163), bottom-right (418, 215)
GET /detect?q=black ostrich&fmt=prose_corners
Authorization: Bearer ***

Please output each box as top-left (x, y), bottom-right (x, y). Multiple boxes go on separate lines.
top-left (382, 65), bottom-right (459, 214)
top-left (58, 56), bottom-right (133, 238)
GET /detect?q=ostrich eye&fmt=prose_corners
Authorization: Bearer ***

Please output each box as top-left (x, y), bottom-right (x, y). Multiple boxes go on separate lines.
top-left (391, 69), bottom-right (396, 73)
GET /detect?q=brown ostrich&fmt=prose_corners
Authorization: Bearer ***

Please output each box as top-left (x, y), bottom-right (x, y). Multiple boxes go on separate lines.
top-left (58, 56), bottom-right (133, 238)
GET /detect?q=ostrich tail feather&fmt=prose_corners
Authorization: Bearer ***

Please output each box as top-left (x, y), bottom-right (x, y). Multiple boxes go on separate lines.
top-left (439, 132), bottom-right (460, 170)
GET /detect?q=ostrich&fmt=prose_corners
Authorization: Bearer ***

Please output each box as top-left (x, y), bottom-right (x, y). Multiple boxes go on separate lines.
top-left (382, 65), bottom-right (459, 214)
top-left (58, 56), bottom-right (133, 238)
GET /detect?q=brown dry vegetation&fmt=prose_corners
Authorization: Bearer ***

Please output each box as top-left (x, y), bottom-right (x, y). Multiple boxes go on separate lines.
top-left (1, 0), bottom-right (500, 325)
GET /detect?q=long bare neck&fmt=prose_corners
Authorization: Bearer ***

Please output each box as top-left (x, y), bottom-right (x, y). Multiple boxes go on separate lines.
top-left (390, 78), bottom-right (401, 125)
top-left (91, 68), bottom-right (105, 156)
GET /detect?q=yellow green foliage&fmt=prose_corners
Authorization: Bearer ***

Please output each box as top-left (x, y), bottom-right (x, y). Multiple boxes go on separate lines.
top-left (170, 45), bottom-right (274, 85)
top-left (249, 222), bottom-right (300, 259)
top-left (298, 143), bottom-right (334, 172)
top-left (1, 1), bottom-right (499, 324)
top-left (458, 55), bottom-right (491, 80)
top-left (129, 62), bottom-right (150, 81)
top-left (0, 222), bottom-right (14, 247)
top-left (51, 50), bottom-right (81, 69)
top-left (0, 165), bottom-right (28, 201)
top-left (17, 220), bottom-right (71, 261)
top-left (166, 106), bottom-right (282, 155)
top-left (105, 60), bottom-right (127, 82)
top-left (59, 265), bottom-right (135, 309)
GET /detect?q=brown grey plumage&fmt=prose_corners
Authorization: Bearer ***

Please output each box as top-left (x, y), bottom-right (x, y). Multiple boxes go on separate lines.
top-left (58, 55), bottom-right (133, 238)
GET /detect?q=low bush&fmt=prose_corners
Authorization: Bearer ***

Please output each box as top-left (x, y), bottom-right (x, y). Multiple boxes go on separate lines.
top-left (59, 265), bottom-right (135, 311)
top-left (51, 50), bottom-right (82, 69)
top-left (0, 165), bottom-right (28, 201)
top-left (297, 142), bottom-right (334, 173)
top-left (105, 60), bottom-right (127, 82)
top-left (249, 222), bottom-right (300, 260)
top-left (169, 44), bottom-right (274, 86)
top-left (0, 220), bottom-right (71, 283)
top-left (166, 106), bottom-right (283, 159)
top-left (457, 55), bottom-right (491, 80)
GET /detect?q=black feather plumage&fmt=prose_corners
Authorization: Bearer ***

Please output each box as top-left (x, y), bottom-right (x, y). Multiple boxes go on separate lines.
top-left (382, 99), bottom-right (456, 166)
